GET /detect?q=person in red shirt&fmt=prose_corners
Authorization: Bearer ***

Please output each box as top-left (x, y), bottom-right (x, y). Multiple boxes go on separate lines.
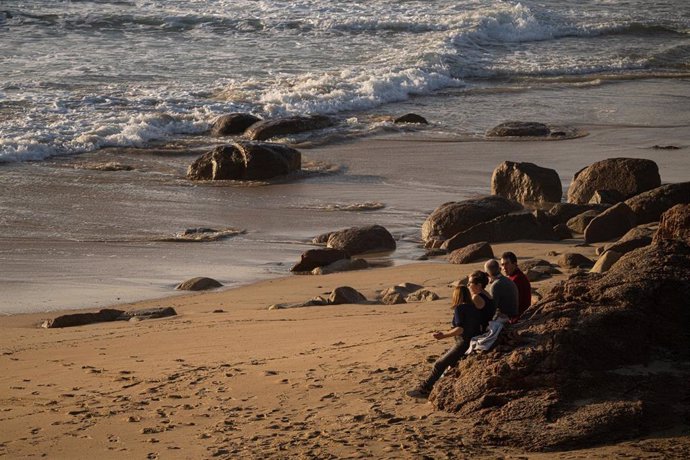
top-left (500, 251), bottom-right (531, 321)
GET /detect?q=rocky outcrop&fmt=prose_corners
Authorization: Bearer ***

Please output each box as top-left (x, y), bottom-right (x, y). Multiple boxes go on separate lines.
top-left (557, 253), bottom-right (594, 269)
top-left (326, 225), bottom-right (396, 255)
top-left (176, 277), bottom-right (223, 291)
top-left (584, 202), bottom-right (637, 243)
top-left (422, 196), bottom-right (523, 246)
top-left (245, 115), bottom-right (334, 141)
top-left (566, 210), bottom-right (600, 234)
top-left (430, 240), bottom-right (690, 451)
top-left (211, 113), bottom-right (261, 136)
top-left (486, 121), bottom-right (550, 137)
top-left (187, 141), bottom-right (301, 181)
top-left (625, 182), bottom-right (690, 224)
top-left (567, 158), bottom-right (660, 204)
top-left (394, 113), bottom-right (428, 124)
top-left (602, 225), bottom-right (654, 255)
top-left (447, 242), bottom-right (494, 264)
top-left (328, 286), bottom-right (367, 305)
top-left (491, 161), bottom-right (562, 204)
top-left (590, 250), bottom-right (622, 273)
top-left (42, 307), bottom-right (177, 328)
top-left (441, 211), bottom-right (557, 252)
top-left (653, 204), bottom-right (690, 244)
top-left (547, 203), bottom-right (609, 226)
top-left (291, 248), bottom-right (349, 273)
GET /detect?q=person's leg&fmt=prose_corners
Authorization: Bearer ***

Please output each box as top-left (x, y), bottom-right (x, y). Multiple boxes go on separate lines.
top-left (417, 340), bottom-right (468, 393)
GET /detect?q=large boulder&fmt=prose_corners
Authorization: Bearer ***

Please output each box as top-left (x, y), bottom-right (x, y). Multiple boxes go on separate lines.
top-left (491, 161), bottom-right (562, 204)
top-left (326, 225), bottom-right (396, 255)
top-left (625, 182), bottom-right (690, 224)
top-left (422, 196), bottom-right (523, 245)
top-left (567, 158), bottom-right (660, 204)
top-left (430, 240), bottom-right (690, 450)
top-left (441, 210), bottom-right (557, 252)
top-left (602, 225), bottom-right (655, 255)
top-left (447, 242), bottom-right (494, 264)
top-left (187, 141), bottom-right (301, 181)
top-left (486, 121), bottom-right (550, 137)
top-left (291, 248), bottom-right (349, 273)
top-left (547, 202), bottom-right (609, 226)
top-left (245, 115), bottom-right (334, 141)
top-left (584, 202), bottom-right (637, 243)
top-left (211, 113), bottom-right (261, 136)
top-left (653, 204), bottom-right (690, 244)
top-left (328, 286), bottom-right (367, 305)
top-left (566, 210), bottom-right (601, 234)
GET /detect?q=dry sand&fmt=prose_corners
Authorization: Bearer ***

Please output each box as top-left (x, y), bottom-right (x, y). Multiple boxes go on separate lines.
top-left (2, 238), bottom-right (689, 459)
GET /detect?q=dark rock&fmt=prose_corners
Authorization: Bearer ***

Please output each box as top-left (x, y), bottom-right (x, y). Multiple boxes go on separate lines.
top-left (553, 224), bottom-right (573, 240)
top-left (653, 204), bottom-right (690, 244)
top-left (119, 307), bottom-right (177, 321)
top-left (491, 161), bottom-right (562, 204)
top-left (430, 240), bottom-right (690, 450)
top-left (567, 210), bottom-right (601, 234)
top-left (447, 242), bottom-right (494, 264)
top-left (244, 115), bottom-right (334, 141)
top-left (42, 309), bottom-right (124, 328)
top-left (652, 145), bottom-right (680, 150)
top-left (326, 224), bottom-right (396, 255)
top-left (567, 158), bottom-right (660, 204)
top-left (557, 252), bottom-right (594, 269)
top-left (584, 202), bottom-right (637, 243)
top-left (211, 113), bottom-right (261, 136)
top-left (291, 248), bottom-right (349, 273)
top-left (486, 121), bottom-right (550, 137)
top-left (441, 210), bottom-right (557, 252)
top-left (602, 225), bottom-right (654, 255)
top-left (394, 113), bottom-right (428, 124)
top-left (312, 258), bottom-right (368, 275)
top-left (187, 141), bottom-right (301, 181)
top-left (590, 250), bottom-right (622, 273)
top-left (625, 182), bottom-right (690, 224)
top-left (328, 286), bottom-right (367, 305)
top-left (588, 189), bottom-right (624, 205)
top-left (176, 277), bottom-right (223, 291)
top-left (422, 196), bottom-right (523, 245)
top-left (547, 203), bottom-right (610, 226)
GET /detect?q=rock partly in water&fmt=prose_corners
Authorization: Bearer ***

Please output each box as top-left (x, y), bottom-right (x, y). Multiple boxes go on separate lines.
top-left (311, 258), bottom-right (368, 275)
top-left (211, 113), bottom-right (261, 136)
top-left (447, 242), bottom-right (494, 264)
top-left (491, 161), bottom-right (562, 204)
top-left (567, 158), bottom-right (660, 204)
top-left (326, 224), bottom-right (396, 255)
top-left (244, 115), bottom-right (334, 141)
top-left (584, 202), bottom-right (637, 244)
top-left (394, 113), bottom-right (428, 124)
top-left (422, 196), bottom-right (523, 246)
top-left (328, 286), bottom-right (367, 305)
top-left (625, 182), bottom-right (690, 224)
top-left (187, 141), bottom-right (301, 181)
top-left (176, 277), bottom-right (223, 291)
top-left (557, 252), bottom-right (594, 269)
top-left (291, 248), bottom-right (349, 273)
top-left (486, 121), bottom-right (550, 137)
top-left (653, 203), bottom-right (690, 244)
top-left (430, 240), bottom-right (690, 451)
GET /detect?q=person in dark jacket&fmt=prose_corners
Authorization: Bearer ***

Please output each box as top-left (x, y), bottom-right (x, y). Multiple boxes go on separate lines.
top-left (500, 251), bottom-right (531, 321)
top-left (467, 270), bottom-right (495, 333)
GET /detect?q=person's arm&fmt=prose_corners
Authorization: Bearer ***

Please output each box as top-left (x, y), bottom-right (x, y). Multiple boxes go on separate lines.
top-left (433, 326), bottom-right (462, 340)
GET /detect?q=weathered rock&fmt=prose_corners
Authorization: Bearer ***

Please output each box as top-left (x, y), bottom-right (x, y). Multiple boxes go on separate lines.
top-left (176, 277), bottom-right (223, 291)
top-left (406, 289), bottom-right (439, 302)
top-left (394, 113), bottom-right (428, 124)
top-left (244, 115), bottom-right (334, 141)
top-left (590, 250), bottom-right (622, 273)
top-left (311, 232), bottom-right (332, 245)
top-left (519, 259), bottom-right (552, 272)
top-left (588, 189), bottom-right (624, 205)
top-left (625, 182), bottom-right (690, 224)
top-left (187, 141), bottom-right (301, 181)
top-left (119, 307), bottom-right (177, 321)
top-left (381, 292), bottom-right (406, 305)
top-left (291, 248), bottom-right (349, 273)
top-left (491, 161), bottom-right (562, 204)
top-left (328, 286), bottom-right (367, 305)
top-left (547, 203), bottom-right (610, 226)
top-left (441, 210), bottom-right (557, 252)
top-left (567, 158), bottom-right (660, 204)
top-left (525, 267), bottom-right (551, 282)
top-left (312, 258), bottom-right (368, 275)
top-left (553, 224), bottom-right (573, 240)
top-left (653, 204), bottom-right (690, 244)
top-left (380, 283), bottom-right (424, 299)
top-left (584, 202), bottom-right (637, 243)
top-left (486, 121), bottom-right (550, 137)
top-left (422, 196), bottom-right (523, 245)
top-left (447, 242), bottom-right (494, 264)
top-left (557, 252), bottom-right (594, 269)
top-left (430, 240), bottom-right (690, 450)
top-left (326, 225), bottom-right (396, 255)
top-left (566, 210), bottom-right (600, 234)
top-left (211, 113), bottom-right (261, 136)
top-left (602, 225), bottom-right (654, 255)
top-left (42, 309), bottom-right (124, 328)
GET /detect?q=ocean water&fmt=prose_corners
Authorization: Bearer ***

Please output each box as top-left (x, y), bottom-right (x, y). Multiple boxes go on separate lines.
top-left (1, 0), bottom-right (689, 161)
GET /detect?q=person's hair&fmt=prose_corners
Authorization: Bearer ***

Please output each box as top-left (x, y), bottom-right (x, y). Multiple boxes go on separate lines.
top-left (501, 251), bottom-right (517, 264)
top-left (484, 259), bottom-right (500, 276)
top-left (451, 285), bottom-right (472, 308)
top-left (468, 270), bottom-right (489, 288)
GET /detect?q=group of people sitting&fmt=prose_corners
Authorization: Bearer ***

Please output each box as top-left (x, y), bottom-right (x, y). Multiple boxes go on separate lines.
top-left (408, 251), bottom-right (531, 398)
